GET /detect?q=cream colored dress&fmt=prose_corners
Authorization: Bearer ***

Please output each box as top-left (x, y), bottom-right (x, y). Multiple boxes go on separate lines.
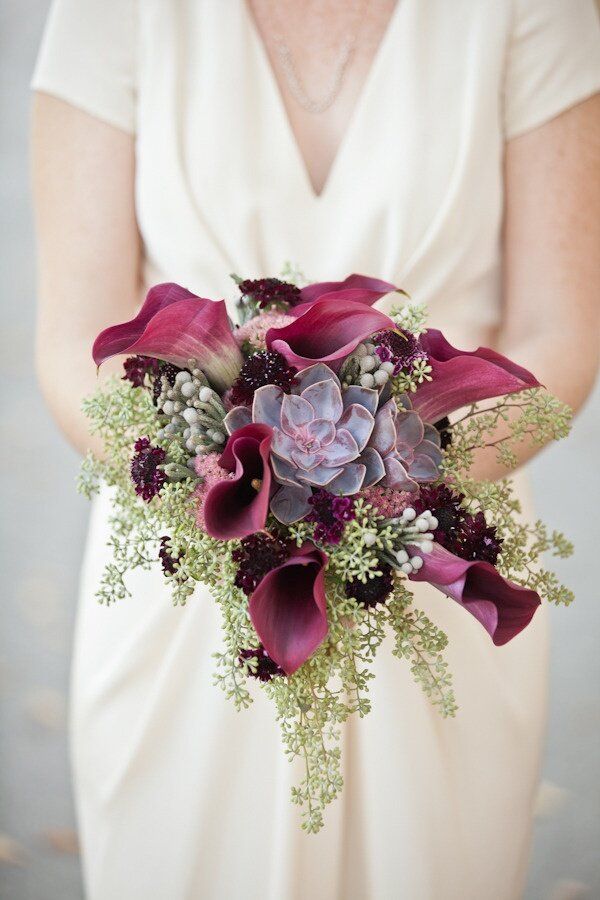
top-left (33, 2), bottom-right (600, 898)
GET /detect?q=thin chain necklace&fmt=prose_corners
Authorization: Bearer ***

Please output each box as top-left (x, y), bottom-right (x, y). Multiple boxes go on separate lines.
top-left (270, 1), bottom-right (369, 115)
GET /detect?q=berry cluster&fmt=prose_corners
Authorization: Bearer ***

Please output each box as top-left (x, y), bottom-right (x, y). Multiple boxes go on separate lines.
top-left (155, 365), bottom-right (227, 460)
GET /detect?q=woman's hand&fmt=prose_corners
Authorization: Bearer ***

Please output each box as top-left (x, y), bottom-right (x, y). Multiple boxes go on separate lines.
top-left (32, 92), bottom-right (141, 456)
top-left (470, 93), bottom-right (600, 482)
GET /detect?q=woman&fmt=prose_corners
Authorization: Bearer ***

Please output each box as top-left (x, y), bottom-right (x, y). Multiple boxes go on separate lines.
top-left (31, 1), bottom-right (600, 898)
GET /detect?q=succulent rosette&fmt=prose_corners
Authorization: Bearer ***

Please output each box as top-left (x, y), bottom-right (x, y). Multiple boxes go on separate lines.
top-left (84, 270), bottom-right (574, 833)
top-left (221, 363), bottom-right (443, 524)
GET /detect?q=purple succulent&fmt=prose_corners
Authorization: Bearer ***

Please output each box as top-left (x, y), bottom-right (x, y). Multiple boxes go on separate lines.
top-left (223, 364), bottom-right (443, 523)
top-left (364, 396), bottom-right (443, 494)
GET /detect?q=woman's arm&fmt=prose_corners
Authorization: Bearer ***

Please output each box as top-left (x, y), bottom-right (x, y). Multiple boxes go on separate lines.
top-left (32, 93), bottom-right (142, 457)
top-left (470, 93), bottom-right (600, 481)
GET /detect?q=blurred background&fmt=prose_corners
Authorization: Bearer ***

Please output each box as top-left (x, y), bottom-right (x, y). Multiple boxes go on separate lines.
top-left (1, 3), bottom-right (599, 898)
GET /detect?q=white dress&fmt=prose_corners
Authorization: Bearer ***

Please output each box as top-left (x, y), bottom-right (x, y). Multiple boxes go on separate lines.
top-left (33, 2), bottom-right (600, 898)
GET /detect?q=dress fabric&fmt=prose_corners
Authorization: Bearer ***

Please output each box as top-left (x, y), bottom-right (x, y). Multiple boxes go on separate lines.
top-left (32, 2), bottom-right (600, 898)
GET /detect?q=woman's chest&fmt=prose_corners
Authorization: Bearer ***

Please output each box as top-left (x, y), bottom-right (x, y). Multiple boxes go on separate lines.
top-left (134, 0), bottom-right (511, 306)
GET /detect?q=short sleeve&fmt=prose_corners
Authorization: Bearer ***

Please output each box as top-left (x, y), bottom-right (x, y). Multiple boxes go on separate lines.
top-left (31, 0), bottom-right (137, 134)
top-left (503, 0), bottom-right (600, 140)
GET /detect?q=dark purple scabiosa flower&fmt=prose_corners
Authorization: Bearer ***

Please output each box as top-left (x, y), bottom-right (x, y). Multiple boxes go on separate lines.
top-left (413, 484), bottom-right (464, 545)
top-left (345, 564), bottom-right (394, 609)
top-left (371, 329), bottom-right (426, 375)
top-left (229, 350), bottom-right (297, 407)
top-left (457, 511), bottom-right (503, 565)
top-left (151, 361), bottom-right (183, 405)
top-left (307, 489), bottom-right (356, 545)
top-left (122, 355), bottom-right (161, 388)
top-left (239, 277), bottom-right (301, 312)
top-left (159, 536), bottom-right (179, 575)
top-left (232, 532), bottom-right (289, 596)
top-left (413, 484), bottom-right (502, 564)
top-left (130, 438), bottom-right (167, 501)
top-left (238, 644), bottom-right (285, 682)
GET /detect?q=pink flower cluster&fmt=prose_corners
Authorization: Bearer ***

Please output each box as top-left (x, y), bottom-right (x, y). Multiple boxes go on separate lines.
top-left (361, 486), bottom-right (414, 519)
top-left (234, 312), bottom-right (294, 351)
top-left (193, 453), bottom-right (234, 531)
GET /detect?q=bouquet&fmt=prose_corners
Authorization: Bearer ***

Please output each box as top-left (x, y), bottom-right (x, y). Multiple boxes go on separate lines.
top-left (81, 273), bottom-right (574, 831)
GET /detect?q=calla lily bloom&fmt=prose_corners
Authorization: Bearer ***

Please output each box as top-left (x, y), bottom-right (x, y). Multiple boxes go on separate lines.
top-left (267, 299), bottom-right (396, 371)
top-left (249, 544), bottom-right (329, 674)
top-left (409, 542), bottom-right (541, 645)
top-left (412, 329), bottom-right (540, 423)
top-left (93, 282), bottom-right (243, 392)
top-left (291, 273), bottom-right (403, 317)
top-left (202, 423), bottom-right (273, 540)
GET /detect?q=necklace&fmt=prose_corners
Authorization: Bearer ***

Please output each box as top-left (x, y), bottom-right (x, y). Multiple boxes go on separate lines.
top-left (270, 1), bottom-right (368, 115)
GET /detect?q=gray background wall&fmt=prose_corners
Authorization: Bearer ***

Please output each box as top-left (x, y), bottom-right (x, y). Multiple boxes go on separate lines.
top-left (0, 3), bottom-right (598, 898)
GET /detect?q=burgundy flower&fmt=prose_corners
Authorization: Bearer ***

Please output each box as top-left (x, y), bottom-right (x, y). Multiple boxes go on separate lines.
top-left (122, 355), bottom-right (161, 388)
top-left (229, 350), bottom-right (296, 407)
top-left (130, 438), bottom-right (166, 502)
top-left (151, 361), bottom-right (182, 405)
top-left (266, 299), bottom-right (396, 372)
top-left (413, 484), bottom-right (464, 549)
top-left (238, 277), bottom-right (301, 311)
top-left (159, 536), bottom-right (180, 575)
top-left (238, 645), bottom-right (285, 682)
top-left (249, 544), bottom-right (329, 674)
top-left (307, 489), bottom-right (356, 544)
top-left (93, 282), bottom-right (243, 392)
top-left (456, 511), bottom-right (503, 565)
top-left (201, 423), bottom-right (273, 540)
top-left (409, 543), bottom-right (541, 645)
top-left (412, 329), bottom-right (541, 423)
top-left (345, 565), bottom-right (394, 609)
top-left (232, 533), bottom-right (289, 595)
top-left (371, 329), bottom-right (426, 375)
top-left (414, 485), bottom-right (503, 565)
top-left (291, 274), bottom-right (402, 318)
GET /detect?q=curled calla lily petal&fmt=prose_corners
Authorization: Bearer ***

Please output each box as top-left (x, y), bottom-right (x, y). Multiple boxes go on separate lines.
top-left (291, 273), bottom-right (402, 317)
top-left (409, 542), bottom-right (541, 645)
top-left (267, 299), bottom-right (396, 371)
top-left (412, 329), bottom-right (541, 423)
top-left (93, 282), bottom-right (243, 392)
top-left (202, 424), bottom-right (273, 539)
top-left (249, 544), bottom-right (329, 674)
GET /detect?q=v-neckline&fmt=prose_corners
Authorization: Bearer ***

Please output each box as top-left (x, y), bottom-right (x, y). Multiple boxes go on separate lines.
top-left (243, 1), bottom-right (402, 201)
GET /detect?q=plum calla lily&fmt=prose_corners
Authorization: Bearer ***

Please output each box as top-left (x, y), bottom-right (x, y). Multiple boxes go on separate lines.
top-left (412, 329), bottom-right (540, 423)
top-left (409, 542), bottom-right (541, 645)
top-left (291, 273), bottom-right (403, 317)
top-left (249, 544), bottom-right (328, 674)
top-left (201, 423), bottom-right (273, 540)
top-left (93, 282), bottom-right (243, 392)
top-left (267, 299), bottom-right (396, 372)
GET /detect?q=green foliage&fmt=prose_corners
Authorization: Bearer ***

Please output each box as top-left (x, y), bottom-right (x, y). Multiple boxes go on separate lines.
top-left (442, 389), bottom-right (572, 474)
top-left (389, 301), bottom-right (428, 336)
